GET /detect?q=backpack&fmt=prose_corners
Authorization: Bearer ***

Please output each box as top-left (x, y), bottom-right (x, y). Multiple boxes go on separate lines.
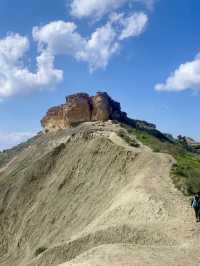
top-left (192, 196), bottom-right (200, 208)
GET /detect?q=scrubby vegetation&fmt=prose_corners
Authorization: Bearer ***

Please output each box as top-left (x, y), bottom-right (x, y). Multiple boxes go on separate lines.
top-left (34, 246), bottom-right (47, 257)
top-left (123, 125), bottom-right (200, 196)
top-left (117, 129), bottom-right (140, 147)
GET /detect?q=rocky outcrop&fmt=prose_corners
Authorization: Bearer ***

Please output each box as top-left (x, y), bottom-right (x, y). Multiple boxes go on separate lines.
top-left (64, 93), bottom-right (92, 127)
top-left (41, 105), bottom-right (66, 131)
top-left (178, 135), bottom-right (200, 153)
top-left (41, 92), bottom-right (156, 132)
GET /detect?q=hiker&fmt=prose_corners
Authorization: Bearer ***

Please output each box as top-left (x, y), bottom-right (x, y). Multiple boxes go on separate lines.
top-left (191, 192), bottom-right (200, 222)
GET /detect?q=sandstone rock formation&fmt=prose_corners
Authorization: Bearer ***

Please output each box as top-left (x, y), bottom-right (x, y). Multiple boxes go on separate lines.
top-left (41, 105), bottom-right (66, 131)
top-left (41, 92), bottom-right (156, 132)
top-left (41, 92), bottom-right (123, 132)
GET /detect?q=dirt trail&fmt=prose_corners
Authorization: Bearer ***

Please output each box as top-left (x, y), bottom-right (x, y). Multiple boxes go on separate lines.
top-left (59, 131), bottom-right (200, 266)
top-left (0, 122), bottom-right (199, 266)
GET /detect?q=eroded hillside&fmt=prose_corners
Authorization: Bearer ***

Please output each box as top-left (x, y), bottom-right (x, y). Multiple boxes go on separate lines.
top-left (0, 122), bottom-right (199, 266)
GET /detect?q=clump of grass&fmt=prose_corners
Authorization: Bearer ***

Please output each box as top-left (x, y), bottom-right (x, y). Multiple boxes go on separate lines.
top-left (171, 153), bottom-right (200, 195)
top-left (34, 246), bottom-right (47, 257)
top-left (122, 125), bottom-right (200, 196)
top-left (118, 129), bottom-right (140, 147)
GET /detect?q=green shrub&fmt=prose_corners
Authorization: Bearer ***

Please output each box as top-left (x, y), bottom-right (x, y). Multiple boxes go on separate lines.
top-left (122, 124), bottom-right (200, 195)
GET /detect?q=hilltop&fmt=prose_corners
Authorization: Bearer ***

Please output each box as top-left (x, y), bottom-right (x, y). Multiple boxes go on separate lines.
top-left (0, 93), bottom-right (200, 266)
top-left (41, 92), bottom-right (156, 132)
top-left (40, 92), bottom-right (200, 195)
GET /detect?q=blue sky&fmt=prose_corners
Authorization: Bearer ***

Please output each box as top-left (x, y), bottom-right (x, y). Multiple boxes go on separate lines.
top-left (0, 0), bottom-right (200, 150)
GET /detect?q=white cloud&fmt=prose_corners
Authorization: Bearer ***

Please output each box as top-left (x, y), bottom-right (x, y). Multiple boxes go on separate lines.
top-left (0, 0), bottom-right (150, 99)
top-left (32, 13), bottom-right (147, 72)
top-left (70, 0), bottom-right (126, 19)
top-left (0, 33), bottom-right (63, 99)
top-left (110, 12), bottom-right (148, 40)
top-left (33, 21), bottom-right (86, 55)
top-left (118, 12), bottom-right (148, 40)
top-left (78, 22), bottom-right (119, 71)
top-left (33, 20), bottom-right (118, 72)
top-left (0, 33), bottom-right (29, 63)
top-left (0, 132), bottom-right (35, 150)
top-left (70, 0), bottom-right (154, 19)
top-left (155, 53), bottom-right (200, 92)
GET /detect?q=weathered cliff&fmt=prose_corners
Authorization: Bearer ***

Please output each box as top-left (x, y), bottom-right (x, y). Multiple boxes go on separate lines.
top-left (41, 92), bottom-right (155, 132)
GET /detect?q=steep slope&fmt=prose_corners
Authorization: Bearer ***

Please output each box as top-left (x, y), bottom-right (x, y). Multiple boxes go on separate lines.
top-left (0, 122), bottom-right (199, 266)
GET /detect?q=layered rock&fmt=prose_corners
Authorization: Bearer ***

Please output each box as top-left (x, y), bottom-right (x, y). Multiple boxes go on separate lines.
top-left (41, 92), bottom-right (156, 132)
top-left (91, 93), bottom-right (111, 121)
top-left (41, 105), bottom-right (66, 131)
top-left (64, 93), bottom-right (92, 127)
top-left (42, 92), bottom-right (121, 132)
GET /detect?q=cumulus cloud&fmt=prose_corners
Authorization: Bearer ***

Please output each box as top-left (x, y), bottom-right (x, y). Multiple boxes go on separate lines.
top-left (0, 132), bottom-right (35, 150)
top-left (33, 21), bottom-right (86, 55)
top-left (77, 22), bottom-right (119, 71)
top-left (155, 53), bottom-right (200, 92)
top-left (33, 13), bottom-right (147, 72)
top-left (111, 12), bottom-right (148, 40)
top-left (33, 20), bottom-right (118, 71)
top-left (0, 33), bottom-right (63, 99)
top-left (70, 0), bottom-right (154, 19)
top-left (0, 33), bottom-right (29, 63)
top-left (0, 0), bottom-right (150, 99)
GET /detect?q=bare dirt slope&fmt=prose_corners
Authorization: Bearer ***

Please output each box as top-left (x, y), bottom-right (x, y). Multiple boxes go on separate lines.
top-left (0, 122), bottom-right (199, 266)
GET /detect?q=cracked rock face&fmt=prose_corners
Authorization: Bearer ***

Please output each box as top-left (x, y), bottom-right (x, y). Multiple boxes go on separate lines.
top-left (41, 92), bottom-right (125, 132)
top-left (64, 93), bottom-right (92, 127)
top-left (41, 105), bottom-right (66, 132)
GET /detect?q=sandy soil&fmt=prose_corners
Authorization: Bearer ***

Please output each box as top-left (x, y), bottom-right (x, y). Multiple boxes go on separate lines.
top-left (0, 122), bottom-right (199, 266)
